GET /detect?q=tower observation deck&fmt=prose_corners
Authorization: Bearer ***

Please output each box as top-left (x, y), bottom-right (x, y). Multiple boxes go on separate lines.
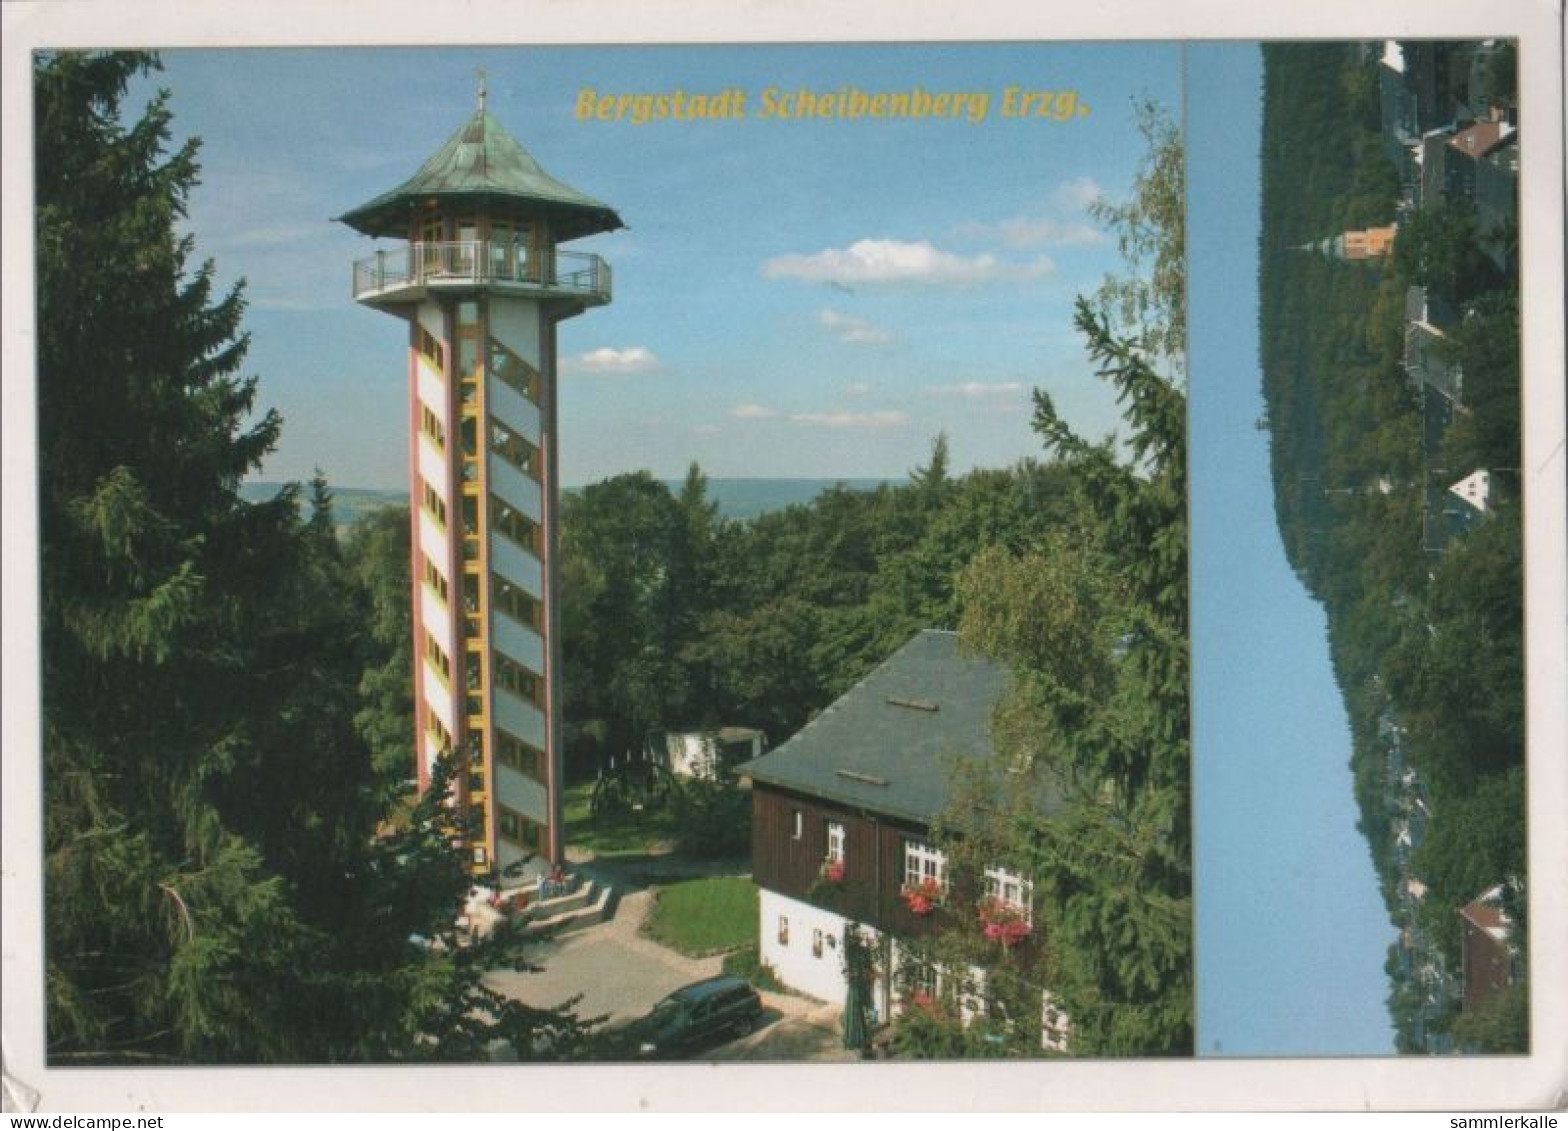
top-left (339, 91), bottom-right (622, 876)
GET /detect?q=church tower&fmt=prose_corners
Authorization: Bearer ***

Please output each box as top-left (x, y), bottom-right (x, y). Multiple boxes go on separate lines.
top-left (340, 82), bottom-right (621, 876)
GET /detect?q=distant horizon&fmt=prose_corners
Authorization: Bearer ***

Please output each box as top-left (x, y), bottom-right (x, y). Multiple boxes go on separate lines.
top-left (242, 473), bottom-right (907, 494)
top-left (240, 473), bottom-right (911, 524)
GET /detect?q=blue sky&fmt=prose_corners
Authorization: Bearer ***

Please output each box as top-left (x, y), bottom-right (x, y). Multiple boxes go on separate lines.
top-left (135, 43), bottom-right (1178, 488)
top-left (1188, 42), bottom-right (1396, 1056)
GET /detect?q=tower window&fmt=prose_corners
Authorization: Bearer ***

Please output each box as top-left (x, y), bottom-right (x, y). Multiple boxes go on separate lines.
top-left (489, 418), bottom-right (539, 478)
top-left (421, 482), bottom-right (447, 528)
top-left (493, 574), bottom-right (539, 627)
top-left (420, 404), bottom-right (446, 449)
top-left (417, 325), bottom-right (444, 373)
top-left (422, 559), bottom-right (449, 603)
top-left (423, 634), bottom-right (451, 685)
top-left (492, 497), bottom-right (541, 554)
top-left (488, 338), bottom-right (540, 403)
top-left (493, 652), bottom-right (542, 706)
top-left (495, 728), bottom-right (545, 781)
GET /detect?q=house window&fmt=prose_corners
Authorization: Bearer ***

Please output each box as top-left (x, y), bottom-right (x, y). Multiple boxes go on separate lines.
top-left (791, 810), bottom-right (803, 840)
top-left (777, 916), bottom-right (790, 946)
top-left (904, 840), bottom-right (945, 889)
top-left (906, 960), bottom-right (938, 1003)
top-left (985, 867), bottom-right (1035, 925)
top-left (825, 821), bottom-right (846, 864)
top-left (812, 929), bottom-right (824, 958)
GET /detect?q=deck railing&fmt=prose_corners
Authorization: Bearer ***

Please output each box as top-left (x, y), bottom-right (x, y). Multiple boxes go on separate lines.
top-left (353, 242), bottom-right (611, 305)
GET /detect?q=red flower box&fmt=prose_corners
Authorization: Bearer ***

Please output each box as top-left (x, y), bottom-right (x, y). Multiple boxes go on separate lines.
top-left (977, 898), bottom-right (1033, 947)
top-left (901, 877), bottom-right (943, 916)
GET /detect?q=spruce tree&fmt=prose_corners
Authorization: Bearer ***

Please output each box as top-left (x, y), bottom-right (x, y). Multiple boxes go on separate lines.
top-left (37, 49), bottom-right (308, 1062)
top-left (954, 104), bottom-right (1192, 1056)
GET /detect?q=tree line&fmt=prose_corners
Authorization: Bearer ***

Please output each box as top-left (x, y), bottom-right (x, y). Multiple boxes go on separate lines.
top-left (554, 451), bottom-right (1083, 777)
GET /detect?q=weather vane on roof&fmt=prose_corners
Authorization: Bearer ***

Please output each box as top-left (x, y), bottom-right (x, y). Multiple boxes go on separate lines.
top-left (477, 66), bottom-right (488, 113)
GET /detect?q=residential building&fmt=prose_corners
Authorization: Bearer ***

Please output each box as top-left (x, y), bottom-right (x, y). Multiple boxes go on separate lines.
top-left (739, 629), bottom-right (1064, 1046)
top-left (1405, 285), bottom-right (1461, 405)
top-left (653, 727), bottom-right (768, 780)
top-left (339, 85), bottom-right (621, 876)
top-left (1475, 131), bottom-right (1519, 272)
top-left (1459, 885), bottom-right (1518, 1014)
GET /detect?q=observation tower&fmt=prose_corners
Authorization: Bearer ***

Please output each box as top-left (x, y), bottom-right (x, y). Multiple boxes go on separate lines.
top-left (339, 81), bottom-right (621, 875)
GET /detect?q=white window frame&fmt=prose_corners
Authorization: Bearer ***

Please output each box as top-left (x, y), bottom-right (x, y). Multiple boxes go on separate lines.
top-left (984, 866), bottom-right (1035, 925)
top-left (904, 840), bottom-right (945, 888)
top-left (905, 959), bottom-right (939, 1002)
top-left (826, 820), bottom-right (846, 863)
top-left (791, 810), bottom-right (803, 840)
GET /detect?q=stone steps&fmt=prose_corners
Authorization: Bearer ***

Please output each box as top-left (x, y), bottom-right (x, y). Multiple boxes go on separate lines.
top-left (518, 876), bottom-right (616, 938)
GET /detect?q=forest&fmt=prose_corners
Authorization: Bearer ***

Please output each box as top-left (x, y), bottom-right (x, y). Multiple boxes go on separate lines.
top-left (34, 51), bottom-right (1190, 1062)
top-left (1258, 42), bottom-right (1525, 1052)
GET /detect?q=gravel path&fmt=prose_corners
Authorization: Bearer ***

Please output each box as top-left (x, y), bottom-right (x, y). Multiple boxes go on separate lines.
top-left (484, 888), bottom-right (723, 1025)
top-left (484, 848), bottom-right (861, 1061)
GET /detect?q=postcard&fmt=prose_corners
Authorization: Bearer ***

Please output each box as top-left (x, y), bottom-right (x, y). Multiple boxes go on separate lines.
top-left (2, 0), bottom-right (1563, 1114)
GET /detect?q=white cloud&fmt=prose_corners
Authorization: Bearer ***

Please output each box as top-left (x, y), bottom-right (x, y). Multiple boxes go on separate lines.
top-left (692, 423), bottom-right (720, 435)
top-left (955, 177), bottom-right (1107, 250)
top-left (729, 403), bottom-right (778, 420)
top-left (788, 410), bottom-right (910, 429)
top-left (1050, 176), bottom-right (1105, 213)
top-left (819, 309), bottom-right (893, 345)
top-left (845, 381), bottom-right (872, 398)
top-left (926, 381), bottom-right (1028, 400)
top-left (562, 346), bottom-right (660, 375)
top-left (763, 239), bottom-right (1052, 286)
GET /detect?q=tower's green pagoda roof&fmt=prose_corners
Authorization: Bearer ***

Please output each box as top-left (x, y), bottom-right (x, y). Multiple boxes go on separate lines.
top-left (337, 106), bottom-right (622, 241)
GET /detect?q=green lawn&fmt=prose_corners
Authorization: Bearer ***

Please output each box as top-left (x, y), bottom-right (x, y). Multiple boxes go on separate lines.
top-left (562, 779), bottom-right (680, 858)
top-left (642, 876), bottom-right (759, 957)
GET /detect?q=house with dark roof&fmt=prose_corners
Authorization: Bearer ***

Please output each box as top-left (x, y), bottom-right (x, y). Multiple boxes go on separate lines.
top-left (1459, 885), bottom-right (1518, 1014)
top-left (738, 629), bottom-right (1064, 1045)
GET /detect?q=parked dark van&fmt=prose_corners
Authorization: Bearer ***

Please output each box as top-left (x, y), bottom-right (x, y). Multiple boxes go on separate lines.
top-left (627, 975), bottom-right (763, 1058)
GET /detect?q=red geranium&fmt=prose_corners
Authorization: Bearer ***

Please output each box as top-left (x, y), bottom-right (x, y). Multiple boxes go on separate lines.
top-left (901, 877), bottom-right (943, 916)
top-left (977, 897), bottom-right (1033, 947)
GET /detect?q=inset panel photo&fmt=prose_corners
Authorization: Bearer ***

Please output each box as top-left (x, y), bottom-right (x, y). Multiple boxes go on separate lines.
top-left (1192, 39), bottom-right (1528, 1057)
